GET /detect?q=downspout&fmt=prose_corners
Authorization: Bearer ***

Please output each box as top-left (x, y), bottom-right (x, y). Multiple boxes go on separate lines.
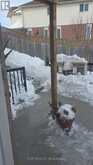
top-left (22, 8), bottom-right (25, 30)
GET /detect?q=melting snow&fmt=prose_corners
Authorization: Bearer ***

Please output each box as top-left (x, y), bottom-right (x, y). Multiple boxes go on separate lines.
top-left (5, 48), bottom-right (93, 118)
top-left (57, 53), bottom-right (87, 63)
top-left (45, 118), bottom-right (93, 164)
top-left (58, 104), bottom-right (75, 120)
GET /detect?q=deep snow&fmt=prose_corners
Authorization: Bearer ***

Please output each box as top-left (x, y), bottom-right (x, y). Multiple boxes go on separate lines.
top-left (57, 53), bottom-right (87, 63)
top-left (5, 48), bottom-right (93, 117)
top-left (5, 48), bottom-right (50, 85)
top-left (58, 72), bottom-right (93, 106)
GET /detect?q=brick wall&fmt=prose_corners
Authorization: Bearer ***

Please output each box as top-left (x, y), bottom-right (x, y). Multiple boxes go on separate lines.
top-left (61, 24), bottom-right (84, 41)
top-left (5, 23), bottom-right (92, 41)
top-left (30, 23), bottom-right (93, 41)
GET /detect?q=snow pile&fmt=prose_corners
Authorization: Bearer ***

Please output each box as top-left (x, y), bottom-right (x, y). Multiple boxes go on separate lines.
top-left (5, 48), bottom-right (50, 86)
top-left (58, 72), bottom-right (93, 106)
top-left (57, 53), bottom-right (87, 64)
top-left (12, 80), bottom-right (35, 105)
top-left (5, 48), bottom-right (51, 118)
top-left (58, 104), bottom-right (75, 120)
top-left (5, 48), bottom-right (93, 110)
top-left (10, 79), bottom-right (38, 119)
top-left (5, 49), bottom-right (42, 118)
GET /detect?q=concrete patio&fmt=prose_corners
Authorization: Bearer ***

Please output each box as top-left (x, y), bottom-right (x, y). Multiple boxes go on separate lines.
top-left (13, 91), bottom-right (93, 165)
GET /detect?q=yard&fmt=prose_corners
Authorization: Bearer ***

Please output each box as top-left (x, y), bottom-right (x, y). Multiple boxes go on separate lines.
top-left (5, 49), bottom-right (93, 164)
top-left (13, 91), bottom-right (93, 165)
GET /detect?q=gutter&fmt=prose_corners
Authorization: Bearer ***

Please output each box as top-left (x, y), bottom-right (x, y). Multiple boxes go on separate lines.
top-left (8, 0), bottom-right (92, 17)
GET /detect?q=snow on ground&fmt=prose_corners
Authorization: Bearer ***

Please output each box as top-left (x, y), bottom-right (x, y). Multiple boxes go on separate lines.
top-left (5, 48), bottom-right (93, 117)
top-left (5, 48), bottom-right (50, 85)
top-left (45, 119), bottom-right (93, 164)
top-left (58, 72), bottom-right (93, 106)
top-left (58, 104), bottom-right (75, 120)
top-left (5, 48), bottom-right (51, 119)
top-left (10, 80), bottom-right (39, 119)
top-left (57, 53), bottom-right (87, 63)
top-left (6, 49), bottom-right (47, 118)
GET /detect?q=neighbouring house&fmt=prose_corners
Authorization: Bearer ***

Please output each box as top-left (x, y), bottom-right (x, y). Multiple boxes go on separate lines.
top-left (57, 54), bottom-right (88, 75)
top-left (7, 0), bottom-right (93, 40)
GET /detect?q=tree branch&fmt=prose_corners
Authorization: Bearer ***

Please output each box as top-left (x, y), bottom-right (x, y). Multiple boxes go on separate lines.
top-left (5, 49), bottom-right (12, 60)
top-left (3, 39), bottom-right (10, 52)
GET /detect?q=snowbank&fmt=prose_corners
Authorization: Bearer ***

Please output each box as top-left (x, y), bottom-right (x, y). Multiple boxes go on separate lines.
top-left (58, 72), bottom-right (93, 106)
top-left (5, 48), bottom-right (93, 113)
top-left (57, 53), bottom-right (87, 64)
top-left (5, 48), bottom-right (50, 85)
top-left (5, 49), bottom-right (42, 118)
top-left (10, 79), bottom-right (39, 119)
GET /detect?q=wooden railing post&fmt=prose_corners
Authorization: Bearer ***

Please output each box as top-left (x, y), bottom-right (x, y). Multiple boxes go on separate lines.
top-left (49, 1), bottom-right (58, 112)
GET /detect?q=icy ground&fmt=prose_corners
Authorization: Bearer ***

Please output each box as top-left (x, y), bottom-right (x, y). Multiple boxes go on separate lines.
top-left (5, 49), bottom-right (93, 163)
top-left (5, 48), bottom-right (93, 118)
top-left (44, 117), bottom-right (93, 165)
top-left (10, 80), bottom-right (39, 119)
top-left (5, 48), bottom-right (50, 118)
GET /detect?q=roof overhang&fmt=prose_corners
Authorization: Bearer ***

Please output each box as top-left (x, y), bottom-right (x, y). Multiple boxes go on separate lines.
top-left (8, 21), bottom-right (23, 29)
top-left (7, 0), bottom-right (92, 17)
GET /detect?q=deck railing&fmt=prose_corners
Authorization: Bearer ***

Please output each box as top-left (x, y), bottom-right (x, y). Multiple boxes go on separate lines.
top-left (7, 67), bottom-right (27, 104)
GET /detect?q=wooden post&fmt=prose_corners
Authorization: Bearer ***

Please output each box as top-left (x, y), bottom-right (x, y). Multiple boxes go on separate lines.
top-left (49, 1), bottom-right (58, 112)
top-left (35, 0), bottom-right (58, 112)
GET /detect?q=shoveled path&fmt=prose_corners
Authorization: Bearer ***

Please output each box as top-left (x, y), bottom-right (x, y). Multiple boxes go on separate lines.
top-left (13, 91), bottom-right (93, 165)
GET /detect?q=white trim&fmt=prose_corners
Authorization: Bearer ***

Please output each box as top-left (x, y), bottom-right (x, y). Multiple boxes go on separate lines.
top-left (57, 26), bottom-right (62, 39)
top-left (85, 23), bottom-right (92, 40)
top-left (44, 27), bottom-right (49, 37)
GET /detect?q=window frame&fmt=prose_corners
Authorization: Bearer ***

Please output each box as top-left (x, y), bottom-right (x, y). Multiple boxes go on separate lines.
top-left (84, 23), bottom-right (92, 40)
top-left (80, 3), bottom-right (84, 12)
top-left (80, 3), bottom-right (89, 12)
top-left (85, 3), bottom-right (88, 11)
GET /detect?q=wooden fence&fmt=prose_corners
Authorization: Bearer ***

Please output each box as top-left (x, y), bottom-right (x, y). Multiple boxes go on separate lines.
top-left (2, 27), bottom-right (93, 63)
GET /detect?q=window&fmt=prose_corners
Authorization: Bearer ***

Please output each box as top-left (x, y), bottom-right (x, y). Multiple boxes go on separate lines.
top-left (47, 7), bottom-right (50, 15)
top-left (45, 29), bottom-right (48, 37)
top-left (80, 4), bottom-right (84, 12)
top-left (80, 3), bottom-right (89, 12)
top-left (57, 29), bottom-right (61, 39)
top-left (56, 27), bottom-right (62, 39)
top-left (27, 28), bottom-right (32, 36)
top-left (84, 24), bottom-right (92, 40)
top-left (85, 4), bottom-right (88, 11)
top-left (44, 28), bottom-right (49, 38)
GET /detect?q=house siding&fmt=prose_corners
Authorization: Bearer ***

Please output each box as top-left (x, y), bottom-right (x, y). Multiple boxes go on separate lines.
top-left (23, 7), bottom-right (49, 28)
top-left (22, 2), bottom-right (93, 27)
top-left (8, 1), bottom-right (93, 40)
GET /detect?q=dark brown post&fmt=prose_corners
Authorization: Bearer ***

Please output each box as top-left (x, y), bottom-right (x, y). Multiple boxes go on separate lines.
top-left (49, 1), bottom-right (58, 112)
